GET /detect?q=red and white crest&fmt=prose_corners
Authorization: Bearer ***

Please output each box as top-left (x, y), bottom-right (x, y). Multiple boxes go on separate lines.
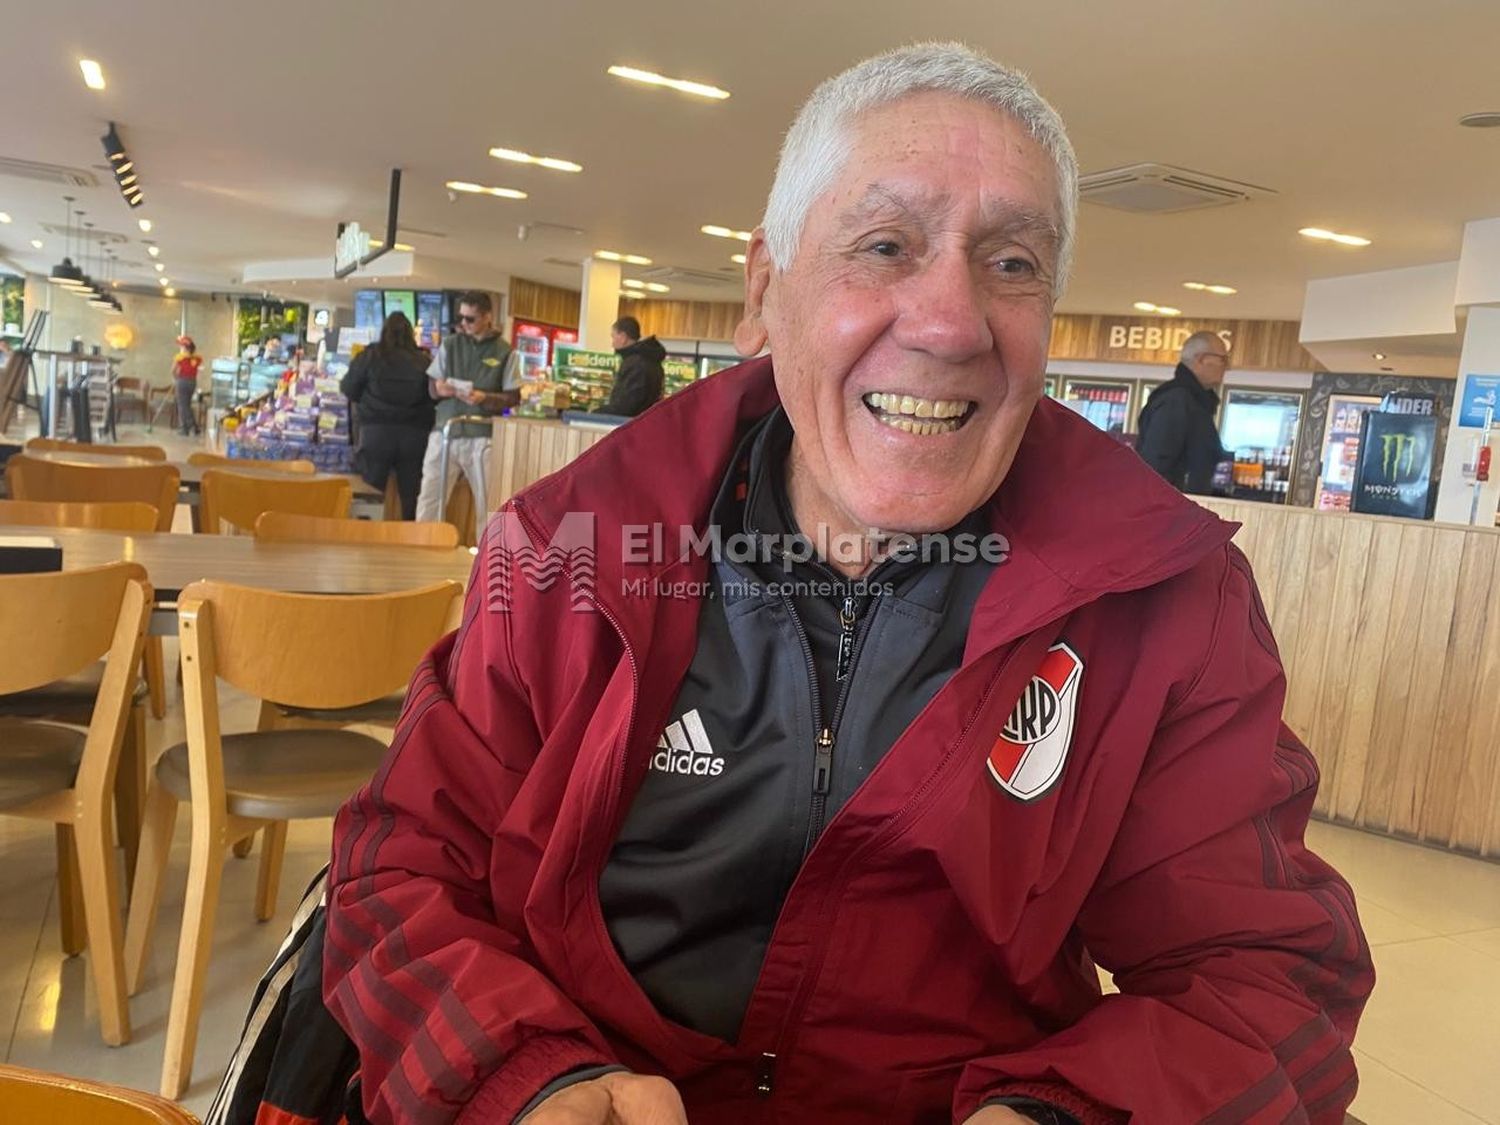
top-left (986, 643), bottom-right (1083, 802)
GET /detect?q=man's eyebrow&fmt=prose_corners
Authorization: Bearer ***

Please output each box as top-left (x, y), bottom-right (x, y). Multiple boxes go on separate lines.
top-left (836, 182), bottom-right (1059, 244)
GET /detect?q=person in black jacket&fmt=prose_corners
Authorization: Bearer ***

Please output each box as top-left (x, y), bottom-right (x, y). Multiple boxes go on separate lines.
top-left (1136, 331), bottom-right (1231, 495)
top-left (599, 316), bottom-right (666, 417)
top-left (341, 311), bottom-right (436, 519)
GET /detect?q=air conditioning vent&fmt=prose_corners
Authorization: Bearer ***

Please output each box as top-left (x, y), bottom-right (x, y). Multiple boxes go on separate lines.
top-left (1079, 163), bottom-right (1274, 213)
top-left (640, 266), bottom-right (740, 288)
top-left (0, 157), bottom-right (99, 189)
top-left (542, 256), bottom-right (584, 269)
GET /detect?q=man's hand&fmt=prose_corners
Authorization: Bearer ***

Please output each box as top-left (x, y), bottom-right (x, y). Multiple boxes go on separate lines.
top-left (961, 1107), bottom-right (1032, 1124)
top-left (433, 378), bottom-right (457, 398)
top-left (460, 387), bottom-right (491, 406)
top-left (526, 1073), bottom-right (687, 1124)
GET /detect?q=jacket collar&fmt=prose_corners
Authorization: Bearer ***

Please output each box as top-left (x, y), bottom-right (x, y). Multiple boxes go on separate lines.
top-left (511, 357), bottom-right (1235, 651)
top-left (1171, 362), bottom-right (1221, 410)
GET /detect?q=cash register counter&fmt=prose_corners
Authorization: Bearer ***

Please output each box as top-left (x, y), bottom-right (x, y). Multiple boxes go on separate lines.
top-left (483, 421), bottom-right (1500, 860)
top-left (1200, 498), bottom-right (1500, 859)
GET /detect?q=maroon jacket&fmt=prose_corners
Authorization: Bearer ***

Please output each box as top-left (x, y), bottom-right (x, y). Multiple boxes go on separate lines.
top-left (325, 357), bottom-right (1372, 1124)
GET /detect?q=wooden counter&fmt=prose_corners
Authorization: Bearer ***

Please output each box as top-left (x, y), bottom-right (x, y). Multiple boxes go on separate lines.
top-left (1200, 499), bottom-right (1500, 859)
top-left (488, 416), bottom-right (614, 510)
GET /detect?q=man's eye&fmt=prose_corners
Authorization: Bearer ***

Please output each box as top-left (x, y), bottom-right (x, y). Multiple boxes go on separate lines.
top-left (995, 258), bottom-right (1037, 275)
top-left (867, 240), bottom-right (902, 257)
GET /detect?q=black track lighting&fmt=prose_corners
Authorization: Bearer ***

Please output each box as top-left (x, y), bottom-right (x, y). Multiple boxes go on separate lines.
top-left (101, 122), bottom-right (145, 209)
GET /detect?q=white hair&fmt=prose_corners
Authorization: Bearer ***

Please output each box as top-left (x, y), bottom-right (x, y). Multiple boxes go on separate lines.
top-left (761, 42), bottom-right (1079, 295)
top-left (1179, 331), bottom-right (1224, 364)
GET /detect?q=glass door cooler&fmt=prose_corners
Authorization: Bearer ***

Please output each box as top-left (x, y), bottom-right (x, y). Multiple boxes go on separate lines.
top-left (1315, 394), bottom-right (1382, 511)
top-left (1220, 388), bottom-right (1305, 505)
top-left (1061, 378), bottom-right (1133, 433)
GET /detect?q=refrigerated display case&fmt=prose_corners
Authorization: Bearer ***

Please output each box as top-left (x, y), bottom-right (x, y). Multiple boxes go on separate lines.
top-left (700, 356), bottom-right (740, 379)
top-left (511, 320), bottom-right (578, 382)
top-left (1043, 375), bottom-right (1058, 398)
top-left (1315, 394), bottom-right (1382, 510)
top-left (1220, 388), bottom-right (1305, 505)
top-left (1061, 378), bottom-right (1132, 432)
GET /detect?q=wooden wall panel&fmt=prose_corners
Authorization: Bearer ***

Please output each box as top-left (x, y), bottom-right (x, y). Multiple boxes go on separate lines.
top-left (509, 278), bottom-right (581, 329)
top-left (487, 417), bottom-right (611, 510)
top-left (1200, 498), bottom-right (1500, 857)
top-left (633, 300), bottom-right (744, 342)
top-left (1048, 314), bottom-right (1317, 371)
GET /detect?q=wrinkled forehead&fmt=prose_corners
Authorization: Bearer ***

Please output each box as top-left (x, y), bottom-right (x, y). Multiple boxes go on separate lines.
top-left (827, 95), bottom-right (1062, 239)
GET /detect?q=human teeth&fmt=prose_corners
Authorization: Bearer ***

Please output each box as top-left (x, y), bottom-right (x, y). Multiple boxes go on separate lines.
top-left (914, 399), bottom-right (933, 418)
top-left (897, 395), bottom-right (916, 415)
top-left (861, 392), bottom-right (973, 430)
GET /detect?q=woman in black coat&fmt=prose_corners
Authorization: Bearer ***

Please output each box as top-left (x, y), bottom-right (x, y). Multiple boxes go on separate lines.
top-left (341, 312), bottom-right (436, 520)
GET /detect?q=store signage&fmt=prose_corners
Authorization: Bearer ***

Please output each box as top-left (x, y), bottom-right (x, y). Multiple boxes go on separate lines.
top-left (1458, 373), bottom-right (1500, 428)
top-left (554, 344), bottom-right (618, 372)
top-left (1380, 391), bottom-right (1435, 415)
top-left (1106, 324), bottom-right (1233, 353)
top-left (334, 223), bottom-right (371, 275)
top-left (1351, 413), bottom-right (1438, 519)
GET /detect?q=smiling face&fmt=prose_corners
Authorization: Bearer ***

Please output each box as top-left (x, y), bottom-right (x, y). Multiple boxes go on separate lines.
top-left (737, 91), bottom-right (1061, 542)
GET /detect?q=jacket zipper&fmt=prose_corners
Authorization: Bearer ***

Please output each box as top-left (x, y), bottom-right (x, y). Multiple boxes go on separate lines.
top-left (776, 581), bottom-right (882, 854)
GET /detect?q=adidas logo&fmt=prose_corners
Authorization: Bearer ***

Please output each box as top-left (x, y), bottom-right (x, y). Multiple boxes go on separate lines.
top-left (650, 709), bottom-right (725, 778)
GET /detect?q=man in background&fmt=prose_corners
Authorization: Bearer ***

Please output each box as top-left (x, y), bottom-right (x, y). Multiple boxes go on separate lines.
top-left (598, 315), bottom-right (666, 417)
top-left (416, 290), bottom-right (517, 523)
top-left (1136, 330), bottom-right (1231, 494)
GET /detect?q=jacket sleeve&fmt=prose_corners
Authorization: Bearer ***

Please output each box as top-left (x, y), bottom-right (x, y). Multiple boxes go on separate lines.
top-left (340, 351), bottom-right (369, 403)
top-left (323, 548), bottom-right (620, 1125)
top-left (1135, 391), bottom-right (1189, 482)
top-left (954, 548), bottom-right (1373, 1125)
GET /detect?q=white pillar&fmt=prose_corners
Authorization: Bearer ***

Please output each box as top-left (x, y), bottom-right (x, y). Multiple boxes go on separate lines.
top-left (1434, 305), bottom-right (1500, 525)
top-left (578, 258), bottom-right (621, 350)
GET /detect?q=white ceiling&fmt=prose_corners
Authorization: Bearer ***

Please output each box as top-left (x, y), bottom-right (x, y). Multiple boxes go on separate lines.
top-left (1, 0), bottom-right (1498, 341)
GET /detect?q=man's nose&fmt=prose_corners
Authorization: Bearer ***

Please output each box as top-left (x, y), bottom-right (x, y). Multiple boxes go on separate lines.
top-left (890, 252), bottom-right (994, 363)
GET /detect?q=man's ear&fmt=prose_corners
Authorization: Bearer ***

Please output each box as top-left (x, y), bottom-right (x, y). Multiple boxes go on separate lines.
top-left (733, 230), bottom-right (774, 357)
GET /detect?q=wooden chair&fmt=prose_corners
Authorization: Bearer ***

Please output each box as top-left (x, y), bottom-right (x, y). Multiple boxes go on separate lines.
top-left (198, 470), bottom-right (350, 535)
top-left (0, 1064), bottom-right (199, 1124)
top-left (0, 562), bottom-right (152, 1047)
top-left (187, 451), bottom-right (315, 474)
top-left (5, 457), bottom-right (179, 719)
top-left (123, 578), bottom-right (462, 1098)
top-left (5, 455), bottom-right (178, 530)
top-left (111, 377), bottom-right (150, 427)
top-left (0, 499), bottom-right (159, 532)
top-left (26, 437), bottom-right (167, 462)
top-left (254, 510), bottom-right (461, 548)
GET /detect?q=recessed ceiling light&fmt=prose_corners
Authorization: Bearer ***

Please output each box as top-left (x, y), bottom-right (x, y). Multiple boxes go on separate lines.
top-left (146, 245), bottom-right (160, 257)
top-left (138, 219), bottom-right (152, 233)
top-left (1156, 306), bottom-right (1182, 316)
top-left (607, 65), bottom-right (730, 100)
top-left (0, 213), bottom-right (10, 224)
top-left (489, 147), bottom-right (583, 173)
top-left (643, 281), bottom-right (670, 293)
top-left (1459, 112), bottom-right (1500, 129)
top-left (731, 253), bottom-right (747, 265)
top-left (1299, 226), bottom-right (1371, 247)
top-left (701, 224), bottom-right (752, 241)
top-left (78, 59), bottom-right (106, 90)
top-left (1133, 301), bottom-right (1158, 312)
top-left (158, 277), bottom-right (169, 287)
top-left (622, 279), bottom-right (646, 289)
top-left (619, 290), bottom-right (644, 300)
top-left (1373, 352), bottom-right (1387, 360)
top-left (1205, 284), bottom-right (1238, 295)
top-left (594, 250), bottom-right (654, 265)
top-left (30, 239), bottom-right (43, 249)
top-left (164, 287), bottom-right (176, 297)
top-left (154, 262), bottom-right (164, 272)
top-left (445, 180), bottom-right (527, 199)
top-left (1182, 281), bottom-right (1206, 291)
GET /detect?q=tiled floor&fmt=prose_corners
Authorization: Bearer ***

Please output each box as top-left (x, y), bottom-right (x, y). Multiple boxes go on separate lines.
top-left (2, 465), bottom-right (1498, 1125)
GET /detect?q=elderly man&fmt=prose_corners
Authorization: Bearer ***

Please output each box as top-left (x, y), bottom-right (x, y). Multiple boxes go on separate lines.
top-left (325, 44), bottom-right (1370, 1125)
top-left (1137, 331), bottom-right (1233, 494)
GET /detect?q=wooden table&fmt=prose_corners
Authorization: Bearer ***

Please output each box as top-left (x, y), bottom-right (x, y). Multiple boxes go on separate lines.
top-left (21, 450), bottom-right (155, 469)
top-left (10, 524), bottom-right (474, 600)
top-left (173, 460), bottom-right (383, 499)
